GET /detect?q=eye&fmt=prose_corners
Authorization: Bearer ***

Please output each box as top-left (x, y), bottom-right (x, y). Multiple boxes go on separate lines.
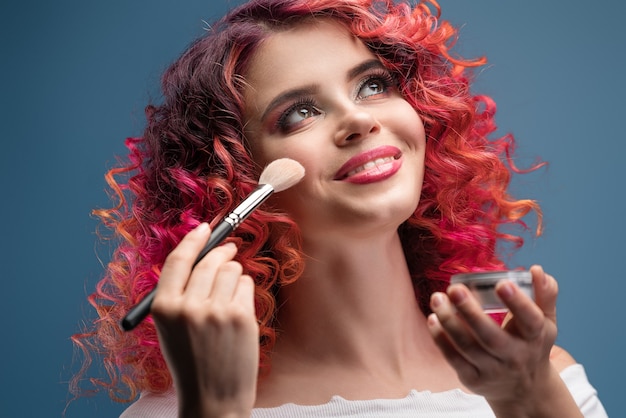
top-left (276, 99), bottom-right (321, 133)
top-left (356, 71), bottom-right (396, 100)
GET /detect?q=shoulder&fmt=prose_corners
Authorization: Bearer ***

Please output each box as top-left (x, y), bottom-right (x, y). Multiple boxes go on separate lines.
top-left (550, 345), bottom-right (577, 372)
top-left (119, 388), bottom-right (178, 418)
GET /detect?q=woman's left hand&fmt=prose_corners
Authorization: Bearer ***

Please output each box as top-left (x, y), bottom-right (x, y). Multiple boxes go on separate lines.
top-left (427, 265), bottom-right (582, 417)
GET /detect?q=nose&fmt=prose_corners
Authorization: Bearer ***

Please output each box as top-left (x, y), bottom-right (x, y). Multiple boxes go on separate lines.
top-left (333, 105), bottom-right (381, 146)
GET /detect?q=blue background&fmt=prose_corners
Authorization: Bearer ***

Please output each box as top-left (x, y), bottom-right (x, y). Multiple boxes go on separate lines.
top-left (1, 1), bottom-right (623, 416)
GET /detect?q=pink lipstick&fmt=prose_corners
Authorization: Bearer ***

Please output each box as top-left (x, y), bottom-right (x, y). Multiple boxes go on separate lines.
top-left (334, 145), bottom-right (402, 184)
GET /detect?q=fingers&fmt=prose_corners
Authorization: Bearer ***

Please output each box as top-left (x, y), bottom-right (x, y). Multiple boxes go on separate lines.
top-left (429, 269), bottom-right (557, 360)
top-left (157, 222), bottom-right (212, 296)
top-left (427, 311), bottom-right (480, 381)
top-left (529, 265), bottom-right (558, 323)
top-left (233, 275), bottom-right (257, 317)
top-left (429, 268), bottom-right (555, 362)
top-left (493, 266), bottom-right (558, 340)
top-left (185, 243), bottom-right (238, 298)
top-left (207, 260), bottom-right (244, 305)
top-left (430, 286), bottom-right (509, 357)
top-left (494, 280), bottom-right (545, 340)
top-left (153, 222), bottom-right (253, 316)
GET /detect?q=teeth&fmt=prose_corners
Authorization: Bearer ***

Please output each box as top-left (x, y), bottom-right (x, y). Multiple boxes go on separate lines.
top-left (346, 156), bottom-right (395, 177)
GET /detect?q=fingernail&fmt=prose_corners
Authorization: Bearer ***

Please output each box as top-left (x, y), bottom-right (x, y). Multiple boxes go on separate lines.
top-left (533, 265), bottom-right (548, 287)
top-left (223, 242), bottom-right (237, 250)
top-left (431, 292), bottom-right (444, 309)
top-left (427, 313), bottom-right (440, 327)
top-left (499, 281), bottom-right (515, 299)
top-left (449, 286), bottom-right (467, 305)
top-left (196, 222), bottom-right (209, 232)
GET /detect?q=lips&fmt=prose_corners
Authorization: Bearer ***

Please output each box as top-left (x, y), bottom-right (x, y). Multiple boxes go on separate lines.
top-left (334, 145), bottom-right (402, 183)
top-left (344, 155), bottom-right (396, 177)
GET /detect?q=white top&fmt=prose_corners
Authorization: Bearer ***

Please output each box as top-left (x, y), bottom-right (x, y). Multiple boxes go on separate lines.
top-left (120, 364), bottom-right (608, 417)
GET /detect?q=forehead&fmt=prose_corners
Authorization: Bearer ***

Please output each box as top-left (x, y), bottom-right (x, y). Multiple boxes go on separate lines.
top-left (243, 19), bottom-right (377, 101)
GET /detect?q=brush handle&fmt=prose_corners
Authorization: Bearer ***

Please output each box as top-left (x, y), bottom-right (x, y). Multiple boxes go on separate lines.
top-left (120, 184), bottom-right (274, 331)
top-left (120, 221), bottom-right (234, 331)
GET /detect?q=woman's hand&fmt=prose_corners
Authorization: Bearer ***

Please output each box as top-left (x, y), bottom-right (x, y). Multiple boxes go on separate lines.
top-left (427, 265), bottom-right (582, 417)
top-left (151, 223), bottom-right (259, 418)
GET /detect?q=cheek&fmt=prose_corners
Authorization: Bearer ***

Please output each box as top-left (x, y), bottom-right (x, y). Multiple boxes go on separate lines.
top-left (403, 110), bottom-right (426, 146)
top-left (386, 101), bottom-right (425, 146)
top-left (250, 133), bottom-right (329, 175)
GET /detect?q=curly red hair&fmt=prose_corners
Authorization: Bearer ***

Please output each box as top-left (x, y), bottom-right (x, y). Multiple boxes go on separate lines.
top-left (72, 0), bottom-right (542, 403)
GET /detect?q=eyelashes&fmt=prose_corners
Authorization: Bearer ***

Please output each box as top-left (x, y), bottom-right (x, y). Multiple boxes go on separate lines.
top-left (355, 69), bottom-right (397, 100)
top-left (275, 97), bottom-right (321, 133)
top-left (274, 70), bottom-right (398, 134)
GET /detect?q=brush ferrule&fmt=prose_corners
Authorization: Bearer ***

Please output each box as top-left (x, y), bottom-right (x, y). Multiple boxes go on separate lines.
top-left (228, 183), bottom-right (274, 225)
top-left (223, 212), bottom-right (242, 228)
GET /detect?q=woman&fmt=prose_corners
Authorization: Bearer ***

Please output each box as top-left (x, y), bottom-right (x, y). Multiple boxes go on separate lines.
top-left (73, 0), bottom-right (607, 416)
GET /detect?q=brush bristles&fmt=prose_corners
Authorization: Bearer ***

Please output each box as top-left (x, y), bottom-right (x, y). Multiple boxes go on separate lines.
top-left (258, 158), bottom-right (305, 192)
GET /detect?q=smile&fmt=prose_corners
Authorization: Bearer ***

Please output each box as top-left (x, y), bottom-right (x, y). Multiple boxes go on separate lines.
top-left (345, 156), bottom-right (397, 178)
top-left (334, 145), bottom-right (403, 184)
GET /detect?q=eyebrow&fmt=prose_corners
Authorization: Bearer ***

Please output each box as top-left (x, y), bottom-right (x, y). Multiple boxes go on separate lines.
top-left (346, 59), bottom-right (386, 81)
top-left (259, 59), bottom-right (387, 123)
top-left (260, 85), bottom-right (319, 123)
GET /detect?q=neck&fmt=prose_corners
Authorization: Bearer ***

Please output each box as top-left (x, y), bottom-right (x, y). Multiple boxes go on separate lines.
top-left (256, 230), bottom-right (465, 407)
top-left (272, 230), bottom-right (431, 370)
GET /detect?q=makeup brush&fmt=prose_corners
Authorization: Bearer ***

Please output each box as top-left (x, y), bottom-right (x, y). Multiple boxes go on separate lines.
top-left (121, 158), bottom-right (305, 331)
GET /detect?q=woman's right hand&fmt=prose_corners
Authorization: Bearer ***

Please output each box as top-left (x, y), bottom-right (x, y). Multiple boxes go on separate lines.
top-left (151, 222), bottom-right (259, 418)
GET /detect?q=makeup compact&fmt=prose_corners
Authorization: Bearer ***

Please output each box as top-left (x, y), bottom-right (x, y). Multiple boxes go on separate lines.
top-left (450, 270), bottom-right (534, 314)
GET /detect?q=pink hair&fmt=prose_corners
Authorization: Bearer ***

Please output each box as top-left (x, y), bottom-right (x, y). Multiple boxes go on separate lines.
top-left (72, 0), bottom-right (542, 402)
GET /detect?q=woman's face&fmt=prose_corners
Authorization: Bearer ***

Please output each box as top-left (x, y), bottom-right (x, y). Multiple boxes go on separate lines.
top-left (243, 19), bottom-right (426, 240)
